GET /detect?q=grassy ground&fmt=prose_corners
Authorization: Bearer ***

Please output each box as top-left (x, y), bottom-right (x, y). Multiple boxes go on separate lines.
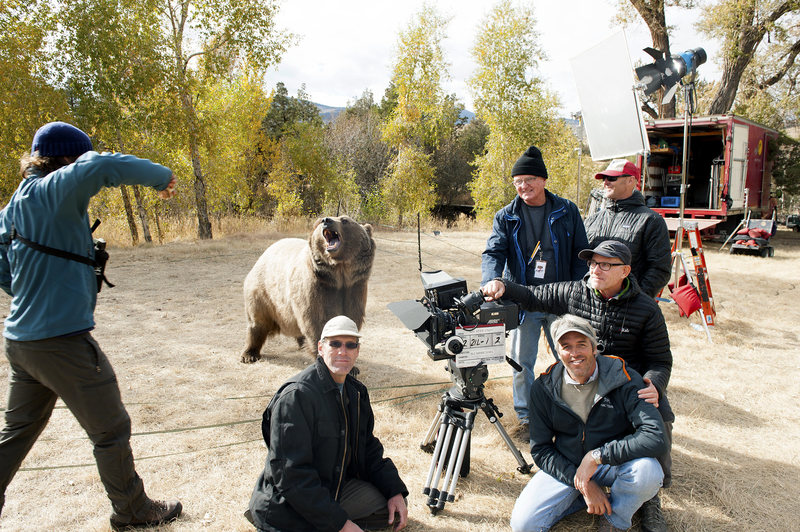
top-left (0, 223), bottom-right (798, 531)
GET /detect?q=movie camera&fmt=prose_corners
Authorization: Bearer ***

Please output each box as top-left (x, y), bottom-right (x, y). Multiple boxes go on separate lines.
top-left (388, 271), bottom-right (532, 515)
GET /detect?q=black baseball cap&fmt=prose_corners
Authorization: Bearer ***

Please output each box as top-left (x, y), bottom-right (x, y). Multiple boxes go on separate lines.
top-left (578, 240), bottom-right (632, 265)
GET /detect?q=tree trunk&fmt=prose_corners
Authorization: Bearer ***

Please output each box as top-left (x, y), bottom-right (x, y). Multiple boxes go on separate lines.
top-left (708, 57), bottom-right (753, 114)
top-left (707, 1), bottom-right (794, 115)
top-left (153, 207), bottom-right (163, 244)
top-left (119, 185), bottom-right (139, 245)
top-left (131, 185), bottom-right (152, 243)
top-left (182, 93), bottom-right (213, 240)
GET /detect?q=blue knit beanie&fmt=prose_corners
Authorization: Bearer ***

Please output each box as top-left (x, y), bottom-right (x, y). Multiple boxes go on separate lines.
top-left (511, 145), bottom-right (548, 179)
top-left (31, 122), bottom-right (93, 157)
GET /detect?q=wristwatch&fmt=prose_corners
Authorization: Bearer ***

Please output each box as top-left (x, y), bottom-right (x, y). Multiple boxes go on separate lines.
top-left (591, 448), bottom-right (602, 465)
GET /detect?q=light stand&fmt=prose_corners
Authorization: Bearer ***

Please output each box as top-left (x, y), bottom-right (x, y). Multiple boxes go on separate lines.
top-left (673, 75), bottom-right (697, 286)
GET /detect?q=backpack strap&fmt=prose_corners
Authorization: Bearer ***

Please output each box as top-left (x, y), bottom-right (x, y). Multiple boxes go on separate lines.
top-left (10, 225), bottom-right (96, 266)
top-left (8, 220), bottom-right (115, 291)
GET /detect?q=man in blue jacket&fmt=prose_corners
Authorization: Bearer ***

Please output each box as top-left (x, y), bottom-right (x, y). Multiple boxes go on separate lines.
top-left (0, 122), bottom-right (181, 529)
top-left (510, 315), bottom-right (666, 532)
top-left (481, 146), bottom-right (588, 438)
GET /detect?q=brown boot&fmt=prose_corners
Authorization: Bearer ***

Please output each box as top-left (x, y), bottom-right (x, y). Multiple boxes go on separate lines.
top-left (110, 499), bottom-right (182, 530)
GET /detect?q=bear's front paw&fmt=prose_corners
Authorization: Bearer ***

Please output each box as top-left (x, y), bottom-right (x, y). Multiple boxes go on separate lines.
top-left (241, 350), bottom-right (262, 364)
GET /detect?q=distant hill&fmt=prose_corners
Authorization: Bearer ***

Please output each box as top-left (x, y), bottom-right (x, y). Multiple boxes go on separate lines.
top-left (313, 102), bottom-right (476, 124)
top-left (314, 103), bottom-right (345, 123)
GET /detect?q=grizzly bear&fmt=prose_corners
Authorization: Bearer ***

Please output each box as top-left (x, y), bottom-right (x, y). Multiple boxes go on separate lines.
top-left (241, 216), bottom-right (376, 363)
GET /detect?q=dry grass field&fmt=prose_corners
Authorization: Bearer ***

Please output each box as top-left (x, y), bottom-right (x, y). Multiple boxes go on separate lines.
top-left (0, 224), bottom-right (798, 531)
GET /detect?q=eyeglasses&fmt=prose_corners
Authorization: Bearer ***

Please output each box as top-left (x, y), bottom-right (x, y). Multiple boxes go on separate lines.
top-left (587, 259), bottom-right (626, 271)
top-left (601, 175), bottom-right (631, 182)
top-left (512, 176), bottom-right (541, 187)
top-left (327, 340), bottom-right (360, 350)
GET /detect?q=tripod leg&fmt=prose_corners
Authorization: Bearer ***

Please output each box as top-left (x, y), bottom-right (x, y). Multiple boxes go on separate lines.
top-left (442, 410), bottom-right (476, 506)
top-left (423, 417), bottom-right (449, 496)
top-left (480, 399), bottom-right (532, 474)
top-left (421, 406), bottom-right (443, 451)
top-left (435, 424), bottom-right (466, 511)
top-left (426, 417), bottom-right (456, 507)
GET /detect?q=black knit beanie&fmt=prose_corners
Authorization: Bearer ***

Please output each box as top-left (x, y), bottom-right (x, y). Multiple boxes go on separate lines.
top-left (511, 145), bottom-right (548, 179)
top-left (31, 122), bottom-right (93, 157)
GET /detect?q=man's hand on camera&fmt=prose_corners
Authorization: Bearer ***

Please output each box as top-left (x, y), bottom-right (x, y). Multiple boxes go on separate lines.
top-left (158, 175), bottom-right (177, 199)
top-left (480, 279), bottom-right (506, 301)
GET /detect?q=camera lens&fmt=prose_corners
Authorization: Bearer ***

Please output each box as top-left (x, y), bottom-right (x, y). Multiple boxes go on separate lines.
top-left (444, 335), bottom-right (464, 356)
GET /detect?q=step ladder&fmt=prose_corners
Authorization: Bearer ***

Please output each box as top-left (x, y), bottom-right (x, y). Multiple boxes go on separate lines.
top-left (658, 221), bottom-right (716, 339)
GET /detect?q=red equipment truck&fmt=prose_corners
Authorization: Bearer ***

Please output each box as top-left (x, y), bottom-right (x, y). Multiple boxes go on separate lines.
top-left (636, 114), bottom-right (779, 235)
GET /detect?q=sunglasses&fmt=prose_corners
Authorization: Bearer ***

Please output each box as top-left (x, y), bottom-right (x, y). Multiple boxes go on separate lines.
top-left (327, 340), bottom-right (360, 349)
top-left (601, 174), bottom-right (632, 182)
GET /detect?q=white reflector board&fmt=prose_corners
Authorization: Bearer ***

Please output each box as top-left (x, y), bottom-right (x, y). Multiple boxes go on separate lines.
top-left (570, 31), bottom-right (648, 160)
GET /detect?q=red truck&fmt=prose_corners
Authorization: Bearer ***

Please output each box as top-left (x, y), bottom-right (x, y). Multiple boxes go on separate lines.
top-left (635, 114), bottom-right (779, 234)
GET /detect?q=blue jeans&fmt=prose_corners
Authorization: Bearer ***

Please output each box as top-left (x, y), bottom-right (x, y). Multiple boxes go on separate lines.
top-left (510, 458), bottom-right (664, 531)
top-left (509, 311), bottom-right (557, 423)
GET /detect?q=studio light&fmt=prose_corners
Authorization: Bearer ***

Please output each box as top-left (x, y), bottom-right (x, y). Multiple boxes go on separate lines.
top-left (635, 47), bottom-right (707, 102)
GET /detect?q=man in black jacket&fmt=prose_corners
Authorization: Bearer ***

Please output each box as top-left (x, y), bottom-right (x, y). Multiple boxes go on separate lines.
top-left (248, 316), bottom-right (408, 532)
top-left (510, 315), bottom-right (666, 532)
top-left (584, 159), bottom-right (671, 298)
top-left (483, 240), bottom-right (672, 532)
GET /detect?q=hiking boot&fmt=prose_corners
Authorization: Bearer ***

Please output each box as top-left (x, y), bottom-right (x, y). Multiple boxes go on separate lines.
top-left (110, 499), bottom-right (182, 530)
top-left (512, 422), bottom-right (530, 443)
top-left (640, 494), bottom-right (668, 532)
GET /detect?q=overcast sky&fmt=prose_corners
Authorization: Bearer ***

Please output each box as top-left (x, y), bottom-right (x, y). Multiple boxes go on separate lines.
top-left (264, 0), bottom-right (720, 114)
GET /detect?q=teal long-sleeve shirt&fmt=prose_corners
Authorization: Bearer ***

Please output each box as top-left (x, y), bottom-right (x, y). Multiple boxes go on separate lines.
top-left (0, 151), bottom-right (172, 341)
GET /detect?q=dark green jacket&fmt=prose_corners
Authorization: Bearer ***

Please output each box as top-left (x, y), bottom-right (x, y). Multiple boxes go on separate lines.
top-left (248, 358), bottom-right (408, 532)
top-left (530, 355), bottom-right (667, 487)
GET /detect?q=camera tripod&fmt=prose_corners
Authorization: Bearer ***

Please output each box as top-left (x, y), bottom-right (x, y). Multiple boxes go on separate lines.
top-left (419, 361), bottom-right (532, 514)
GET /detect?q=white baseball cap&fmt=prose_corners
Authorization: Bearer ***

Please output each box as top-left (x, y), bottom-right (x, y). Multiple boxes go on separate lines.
top-left (320, 315), bottom-right (362, 339)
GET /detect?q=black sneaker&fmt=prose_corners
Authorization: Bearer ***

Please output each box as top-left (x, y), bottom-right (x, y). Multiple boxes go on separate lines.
top-left (640, 494), bottom-right (667, 532)
top-left (110, 499), bottom-right (182, 530)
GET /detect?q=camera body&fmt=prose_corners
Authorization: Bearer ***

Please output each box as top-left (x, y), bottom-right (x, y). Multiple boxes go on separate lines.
top-left (388, 270), bottom-right (519, 362)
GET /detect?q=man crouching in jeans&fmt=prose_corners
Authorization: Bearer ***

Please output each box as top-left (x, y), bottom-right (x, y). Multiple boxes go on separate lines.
top-left (511, 315), bottom-right (666, 532)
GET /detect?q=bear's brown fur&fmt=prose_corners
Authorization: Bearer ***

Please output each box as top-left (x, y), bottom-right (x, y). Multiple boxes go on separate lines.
top-left (241, 216), bottom-right (375, 363)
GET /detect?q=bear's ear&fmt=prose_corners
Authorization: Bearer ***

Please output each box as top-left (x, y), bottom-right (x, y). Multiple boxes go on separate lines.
top-left (362, 223), bottom-right (373, 237)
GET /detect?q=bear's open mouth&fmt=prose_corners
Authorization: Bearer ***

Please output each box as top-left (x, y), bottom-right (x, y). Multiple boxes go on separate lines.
top-left (323, 228), bottom-right (341, 251)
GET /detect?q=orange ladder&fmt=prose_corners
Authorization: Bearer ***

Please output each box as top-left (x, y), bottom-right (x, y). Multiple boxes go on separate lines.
top-left (660, 221), bottom-right (716, 327)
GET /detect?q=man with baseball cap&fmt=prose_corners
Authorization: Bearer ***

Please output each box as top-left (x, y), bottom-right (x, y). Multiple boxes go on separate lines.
top-left (481, 145), bottom-right (588, 440)
top-left (482, 240), bottom-right (673, 532)
top-left (510, 314), bottom-right (666, 532)
top-left (0, 122), bottom-right (181, 528)
top-left (584, 159), bottom-right (671, 298)
top-left (248, 316), bottom-right (408, 532)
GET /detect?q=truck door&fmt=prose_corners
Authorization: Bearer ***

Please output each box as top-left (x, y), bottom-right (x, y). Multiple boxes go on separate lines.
top-left (728, 124), bottom-right (749, 209)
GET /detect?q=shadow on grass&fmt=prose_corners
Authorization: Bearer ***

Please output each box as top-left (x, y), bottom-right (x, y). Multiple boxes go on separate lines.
top-left (666, 434), bottom-right (798, 531)
top-left (669, 385), bottom-right (762, 427)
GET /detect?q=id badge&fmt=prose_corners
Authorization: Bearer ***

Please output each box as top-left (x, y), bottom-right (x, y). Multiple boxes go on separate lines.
top-left (534, 260), bottom-right (547, 279)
